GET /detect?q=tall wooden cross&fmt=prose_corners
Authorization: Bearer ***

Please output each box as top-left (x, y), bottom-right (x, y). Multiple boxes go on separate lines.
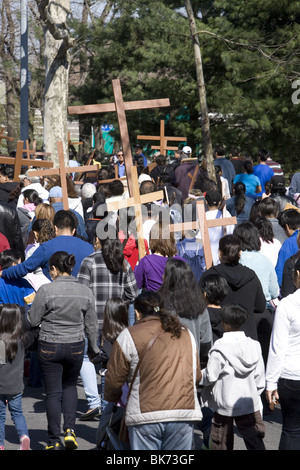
top-left (27, 141), bottom-right (98, 210)
top-left (68, 79), bottom-right (170, 196)
top-left (169, 200), bottom-right (237, 269)
top-left (0, 140), bottom-right (54, 182)
top-left (0, 126), bottom-right (14, 149)
top-left (104, 165), bottom-right (164, 260)
top-left (137, 120), bottom-right (186, 156)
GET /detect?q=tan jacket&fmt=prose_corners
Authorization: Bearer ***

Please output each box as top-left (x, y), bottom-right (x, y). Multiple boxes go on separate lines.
top-left (104, 316), bottom-right (202, 426)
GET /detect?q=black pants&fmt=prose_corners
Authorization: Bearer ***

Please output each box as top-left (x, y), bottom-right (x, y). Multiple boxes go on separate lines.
top-left (38, 340), bottom-right (85, 445)
top-left (211, 410), bottom-right (266, 450)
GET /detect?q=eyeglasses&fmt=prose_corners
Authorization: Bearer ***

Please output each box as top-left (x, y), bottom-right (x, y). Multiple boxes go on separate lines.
top-left (117, 153), bottom-right (124, 156)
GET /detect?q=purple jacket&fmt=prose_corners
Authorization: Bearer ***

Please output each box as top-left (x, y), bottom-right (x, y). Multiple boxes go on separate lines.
top-left (134, 254), bottom-right (186, 291)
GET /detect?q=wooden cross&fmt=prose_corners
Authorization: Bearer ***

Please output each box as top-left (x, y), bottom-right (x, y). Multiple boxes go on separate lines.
top-left (169, 200), bottom-right (237, 269)
top-left (104, 165), bottom-right (164, 260)
top-left (68, 131), bottom-right (83, 150)
top-left (137, 120), bottom-right (186, 156)
top-left (0, 126), bottom-right (14, 149)
top-left (68, 79), bottom-right (170, 196)
top-left (27, 141), bottom-right (98, 210)
top-left (0, 140), bottom-right (54, 182)
top-left (25, 140), bottom-right (52, 161)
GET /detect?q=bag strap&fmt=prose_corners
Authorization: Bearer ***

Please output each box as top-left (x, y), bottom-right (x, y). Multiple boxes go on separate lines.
top-left (126, 327), bottom-right (162, 400)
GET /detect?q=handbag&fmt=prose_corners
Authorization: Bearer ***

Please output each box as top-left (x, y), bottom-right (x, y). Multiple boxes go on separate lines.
top-left (119, 327), bottom-right (162, 443)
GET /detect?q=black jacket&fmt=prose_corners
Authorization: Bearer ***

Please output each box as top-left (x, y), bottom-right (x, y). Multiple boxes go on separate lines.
top-left (0, 201), bottom-right (25, 258)
top-left (200, 263), bottom-right (266, 340)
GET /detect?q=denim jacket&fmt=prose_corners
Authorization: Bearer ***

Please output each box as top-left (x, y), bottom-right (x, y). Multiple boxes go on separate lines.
top-left (27, 276), bottom-right (99, 357)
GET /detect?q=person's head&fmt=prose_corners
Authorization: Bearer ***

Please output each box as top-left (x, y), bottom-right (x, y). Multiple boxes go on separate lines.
top-left (0, 164), bottom-right (14, 182)
top-left (230, 147), bottom-right (240, 158)
top-left (270, 175), bottom-right (286, 195)
top-left (31, 218), bottom-right (56, 244)
top-left (102, 298), bottom-right (129, 343)
top-left (81, 182), bottom-right (97, 200)
top-left (109, 180), bottom-right (124, 197)
top-left (0, 303), bottom-right (23, 362)
top-left (234, 221), bottom-right (261, 251)
top-left (258, 149), bottom-right (268, 162)
top-left (99, 237), bottom-right (125, 274)
top-left (251, 215), bottom-right (274, 243)
top-left (149, 221), bottom-right (177, 257)
top-left (233, 182), bottom-right (246, 214)
top-left (134, 144), bottom-right (143, 156)
top-left (48, 251), bottom-right (75, 279)
top-left (155, 154), bottom-right (167, 166)
top-left (117, 150), bottom-right (124, 163)
top-left (243, 160), bottom-right (254, 174)
top-left (278, 208), bottom-right (300, 235)
top-left (257, 197), bottom-right (279, 218)
top-left (0, 249), bottom-right (22, 270)
top-left (53, 210), bottom-right (76, 235)
top-left (221, 304), bottom-right (248, 332)
top-left (22, 188), bottom-right (43, 207)
top-left (34, 203), bottom-right (55, 222)
top-left (160, 258), bottom-right (207, 319)
top-left (218, 234), bottom-right (241, 266)
top-left (134, 290), bottom-right (182, 339)
top-left (199, 273), bottom-right (230, 306)
top-left (213, 145), bottom-right (225, 158)
top-left (140, 180), bottom-right (157, 195)
top-left (205, 189), bottom-right (222, 208)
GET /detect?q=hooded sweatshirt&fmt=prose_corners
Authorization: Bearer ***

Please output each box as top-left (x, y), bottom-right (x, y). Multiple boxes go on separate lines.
top-left (200, 331), bottom-right (265, 416)
top-left (200, 263), bottom-right (266, 339)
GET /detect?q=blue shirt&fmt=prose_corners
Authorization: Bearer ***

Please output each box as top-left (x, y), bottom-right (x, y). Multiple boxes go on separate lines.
top-left (233, 173), bottom-right (261, 199)
top-left (253, 164), bottom-right (274, 196)
top-left (275, 230), bottom-right (299, 287)
top-left (2, 235), bottom-right (94, 281)
top-left (117, 162), bottom-right (126, 177)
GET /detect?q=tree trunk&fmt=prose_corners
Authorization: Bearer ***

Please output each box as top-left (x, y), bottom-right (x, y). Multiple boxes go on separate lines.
top-left (37, 0), bottom-right (74, 166)
top-left (185, 0), bottom-right (215, 182)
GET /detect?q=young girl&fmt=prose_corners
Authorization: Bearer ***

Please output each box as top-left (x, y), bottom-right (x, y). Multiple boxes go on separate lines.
top-left (0, 303), bottom-right (36, 450)
top-left (0, 249), bottom-right (35, 307)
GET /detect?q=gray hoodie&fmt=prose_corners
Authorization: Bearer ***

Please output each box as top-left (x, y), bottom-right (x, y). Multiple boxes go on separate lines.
top-left (200, 331), bottom-right (265, 416)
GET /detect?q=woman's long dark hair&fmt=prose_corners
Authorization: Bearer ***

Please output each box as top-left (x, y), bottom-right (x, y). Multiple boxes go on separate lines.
top-left (102, 298), bottom-right (128, 343)
top-left (101, 238), bottom-right (126, 273)
top-left (233, 182), bottom-right (246, 214)
top-left (234, 221), bottom-right (261, 251)
top-left (48, 251), bottom-right (75, 275)
top-left (158, 258), bottom-right (207, 319)
top-left (134, 290), bottom-right (182, 339)
top-left (0, 304), bottom-right (23, 362)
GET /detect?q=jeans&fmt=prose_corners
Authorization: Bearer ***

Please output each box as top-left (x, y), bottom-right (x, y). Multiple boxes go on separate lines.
top-left (38, 340), bottom-right (85, 445)
top-left (0, 393), bottom-right (28, 446)
top-left (79, 336), bottom-right (101, 409)
top-left (128, 422), bottom-right (194, 450)
top-left (278, 378), bottom-right (300, 450)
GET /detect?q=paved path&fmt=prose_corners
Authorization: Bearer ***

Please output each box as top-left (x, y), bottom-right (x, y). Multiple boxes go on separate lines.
top-left (3, 377), bottom-right (282, 451)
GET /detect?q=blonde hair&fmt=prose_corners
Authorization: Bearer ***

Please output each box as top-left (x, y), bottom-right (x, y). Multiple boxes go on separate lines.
top-left (35, 203), bottom-right (55, 222)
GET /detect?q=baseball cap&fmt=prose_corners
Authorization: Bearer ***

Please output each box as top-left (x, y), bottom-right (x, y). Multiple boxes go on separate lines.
top-left (182, 146), bottom-right (192, 155)
top-left (205, 189), bottom-right (222, 206)
top-left (271, 175), bottom-right (285, 188)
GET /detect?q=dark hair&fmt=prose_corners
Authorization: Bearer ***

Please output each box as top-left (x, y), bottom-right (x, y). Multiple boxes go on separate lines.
top-left (234, 221), bottom-right (261, 251)
top-left (251, 215), bottom-right (274, 243)
top-left (109, 180), bottom-right (124, 196)
top-left (0, 249), bottom-right (22, 270)
top-left (134, 290), bottom-right (182, 339)
top-left (243, 160), bottom-right (253, 174)
top-left (258, 149), bottom-right (268, 162)
top-left (221, 304), bottom-right (248, 330)
top-left (233, 182), bottom-right (246, 214)
top-left (0, 304), bottom-right (23, 361)
top-left (149, 221), bottom-right (177, 257)
top-left (199, 273), bottom-right (229, 306)
top-left (214, 145), bottom-right (225, 157)
top-left (258, 198), bottom-right (279, 217)
top-left (278, 209), bottom-right (300, 231)
top-left (219, 234), bottom-right (241, 266)
top-left (22, 189), bottom-right (43, 206)
top-left (0, 164), bottom-right (14, 180)
top-left (102, 299), bottom-right (128, 343)
top-left (31, 218), bottom-right (56, 243)
top-left (48, 251), bottom-right (75, 275)
top-left (159, 259), bottom-right (207, 319)
top-left (140, 180), bottom-right (157, 195)
top-left (53, 210), bottom-right (76, 231)
top-left (101, 238), bottom-right (125, 273)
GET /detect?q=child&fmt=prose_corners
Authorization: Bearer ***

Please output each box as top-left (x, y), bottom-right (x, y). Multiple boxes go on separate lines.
top-left (200, 304), bottom-right (266, 450)
top-left (0, 304), bottom-right (37, 450)
top-left (199, 273), bottom-right (230, 343)
top-left (0, 249), bottom-right (35, 307)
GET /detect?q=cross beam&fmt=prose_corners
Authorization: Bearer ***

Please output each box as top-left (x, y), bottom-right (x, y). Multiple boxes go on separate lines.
top-left (137, 120), bottom-right (186, 156)
top-left (27, 141), bottom-right (98, 210)
top-left (68, 79), bottom-right (170, 196)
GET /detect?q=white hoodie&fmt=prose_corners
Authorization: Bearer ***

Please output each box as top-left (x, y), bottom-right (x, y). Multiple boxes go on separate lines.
top-left (200, 331), bottom-right (265, 416)
top-left (17, 182), bottom-right (49, 207)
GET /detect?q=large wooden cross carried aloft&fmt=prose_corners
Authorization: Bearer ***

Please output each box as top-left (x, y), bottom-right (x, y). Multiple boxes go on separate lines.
top-left (68, 79), bottom-right (170, 196)
top-left (0, 140), bottom-right (54, 181)
top-left (27, 141), bottom-right (98, 210)
top-left (137, 120), bottom-right (186, 156)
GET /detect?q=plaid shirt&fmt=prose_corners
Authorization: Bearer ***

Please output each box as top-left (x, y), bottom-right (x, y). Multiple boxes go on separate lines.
top-left (77, 250), bottom-right (139, 323)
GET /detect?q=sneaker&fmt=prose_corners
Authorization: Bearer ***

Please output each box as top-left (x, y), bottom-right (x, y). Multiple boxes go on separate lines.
top-left (79, 407), bottom-right (101, 421)
top-left (19, 435), bottom-right (30, 450)
top-left (64, 429), bottom-right (78, 450)
top-left (45, 442), bottom-right (63, 450)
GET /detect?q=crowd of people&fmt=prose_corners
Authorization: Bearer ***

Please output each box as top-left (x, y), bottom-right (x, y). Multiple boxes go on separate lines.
top-left (0, 143), bottom-right (300, 451)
